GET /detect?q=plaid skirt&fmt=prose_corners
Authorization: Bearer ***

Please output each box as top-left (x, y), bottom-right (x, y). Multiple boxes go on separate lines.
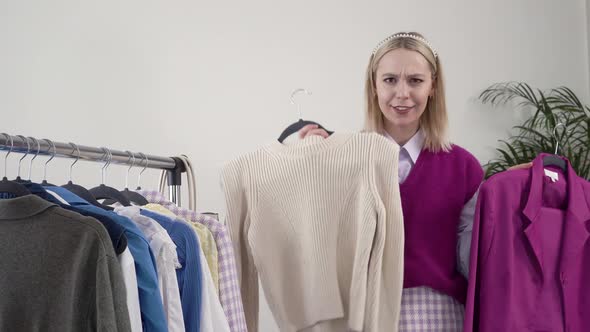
top-left (398, 287), bottom-right (465, 332)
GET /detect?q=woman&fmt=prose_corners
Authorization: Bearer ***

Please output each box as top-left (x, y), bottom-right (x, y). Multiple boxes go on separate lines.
top-left (300, 32), bottom-right (483, 331)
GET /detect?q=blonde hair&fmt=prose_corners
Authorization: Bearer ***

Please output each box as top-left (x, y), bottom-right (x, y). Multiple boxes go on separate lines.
top-left (364, 32), bottom-right (451, 152)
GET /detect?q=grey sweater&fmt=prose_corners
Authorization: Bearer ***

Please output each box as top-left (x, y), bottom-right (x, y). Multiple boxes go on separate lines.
top-left (0, 194), bottom-right (131, 332)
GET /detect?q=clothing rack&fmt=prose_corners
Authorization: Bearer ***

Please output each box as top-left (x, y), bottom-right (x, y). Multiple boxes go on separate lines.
top-left (0, 133), bottom-right (186, 205)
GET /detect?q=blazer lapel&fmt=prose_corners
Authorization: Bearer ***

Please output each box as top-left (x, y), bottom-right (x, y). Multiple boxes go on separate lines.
top-left (522, 156), bottom-right (546, 278)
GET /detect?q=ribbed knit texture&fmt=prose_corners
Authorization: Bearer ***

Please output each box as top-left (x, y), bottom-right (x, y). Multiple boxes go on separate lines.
top-left (221, 132), bottom-right (405, 332)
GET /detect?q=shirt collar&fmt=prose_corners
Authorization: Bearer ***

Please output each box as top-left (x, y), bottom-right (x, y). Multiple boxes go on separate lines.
top-left (0, 194), bottom-right (57, 220)
top-left (384, 129), bottom-right (425, 163)
top-left (45, 186), bottom-right (90, 206)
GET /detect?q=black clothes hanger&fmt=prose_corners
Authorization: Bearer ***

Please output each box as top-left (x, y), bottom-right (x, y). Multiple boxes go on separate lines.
top-left (13, 135), bottom-right (30, 184)
top-left (277, 89), bottom-right (332, 143)
top-left (90, 184), bottom-right (132, 207)
top-left (21, 136), bottom-right (41, 184)
top-left (542, 123), bottom-right (568, 172)
top-left (61, 143), bottom-right (114, 210)
top-left (0, 177), bottom-right (31, 197)
top-left (278, 119), bottom-right (333, 143)
top-left (40, 139), bottom-right (57, 187)
top-left (0, 133), bottom-right (31, 197)
top-left (89, 147), bottom-right (131, 207)
top-left (104, 151), bottom-right (149, 206)
top-left (120, 151), bottom-right (149, 205)
top-left (542, 155), bottom-right (566, 171)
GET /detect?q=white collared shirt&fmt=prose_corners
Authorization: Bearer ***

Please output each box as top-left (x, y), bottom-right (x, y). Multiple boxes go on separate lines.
top-left (383, 130), bottom-right (425, 184)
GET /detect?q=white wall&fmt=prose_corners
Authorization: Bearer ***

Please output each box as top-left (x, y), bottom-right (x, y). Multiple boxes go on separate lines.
top-left (1, 1), bottom-right (588, 330)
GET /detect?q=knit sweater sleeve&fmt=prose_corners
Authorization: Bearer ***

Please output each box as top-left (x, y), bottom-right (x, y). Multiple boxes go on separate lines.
top-left (367, 135), bottom-right (405, 331)
top-left (221, 158), bottom-right (259, 332)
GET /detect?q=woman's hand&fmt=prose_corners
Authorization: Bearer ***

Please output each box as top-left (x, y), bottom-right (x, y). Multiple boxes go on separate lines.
top-left (508, 162), bottom-right (533, 170)
top-left (298, 124), bottom-right (330, 139)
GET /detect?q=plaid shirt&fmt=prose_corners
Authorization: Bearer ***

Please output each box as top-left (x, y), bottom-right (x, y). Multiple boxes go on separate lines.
top-left (138, 190), bottom-right (248, 332)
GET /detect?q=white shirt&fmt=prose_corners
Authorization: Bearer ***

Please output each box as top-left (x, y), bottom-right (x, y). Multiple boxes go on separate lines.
top-left (384, 130), bottom-right (425, 184)
top-left (115, 206), bottom-right (185, 332)
top-left (118, 248), bottom-right (144, 332)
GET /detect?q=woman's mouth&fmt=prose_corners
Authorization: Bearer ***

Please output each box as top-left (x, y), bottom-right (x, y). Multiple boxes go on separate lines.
top-left (392, 105), bottom-right (415, 114)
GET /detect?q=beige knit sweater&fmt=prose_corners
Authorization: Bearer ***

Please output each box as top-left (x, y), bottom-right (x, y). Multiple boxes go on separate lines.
top-left (221, 132), bottom-right (404, 332)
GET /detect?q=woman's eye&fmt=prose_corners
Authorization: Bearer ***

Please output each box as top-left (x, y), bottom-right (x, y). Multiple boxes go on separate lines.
top-left (384, 77), bottom-right (396, 83)
top-left (410, 78), bottom-right (424, 84)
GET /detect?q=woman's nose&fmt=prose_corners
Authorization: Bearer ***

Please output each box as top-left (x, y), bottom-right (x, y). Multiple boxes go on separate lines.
top-left (395, 82), bottom-right (410, 99)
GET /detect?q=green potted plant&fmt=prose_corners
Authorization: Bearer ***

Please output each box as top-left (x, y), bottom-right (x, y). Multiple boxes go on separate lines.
top-left (479, 82), bottom-right (590, 180)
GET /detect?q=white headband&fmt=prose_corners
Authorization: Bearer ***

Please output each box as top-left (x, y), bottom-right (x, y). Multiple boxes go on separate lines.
top-left (372, 33), bottom-right (438, 58)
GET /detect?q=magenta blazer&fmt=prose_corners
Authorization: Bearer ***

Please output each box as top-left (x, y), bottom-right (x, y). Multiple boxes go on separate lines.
top-left (464, 153), bottom-right (590, 332)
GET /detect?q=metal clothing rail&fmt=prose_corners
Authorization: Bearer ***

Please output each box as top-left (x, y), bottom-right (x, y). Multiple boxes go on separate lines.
top-left (0, 133), bottom-right (185, 205)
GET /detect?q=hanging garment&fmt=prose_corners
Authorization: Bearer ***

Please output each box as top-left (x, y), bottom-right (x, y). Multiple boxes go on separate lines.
top-left (464, 153), bottom-right (590, 332)
top-left (144, 203), bottom-right (220, 294)
top-left (138, 189), bottom-right (248, 332)
top-left (221, 132), bottom-right (405, 332)
top-left (115, 206), bottom-right (186, 332)
top-left (140, 208), bottom-right (204, 332)
top-left (46, 187), bottom-right (143, 332)
top-left (37, 185), bottom-right (168, 332)
top-left (0, 195), bottom-right (131, 331)
top-left (381, 130), bottom-right (483, 332)
top-left (118, 247), bottom-right (143, 332)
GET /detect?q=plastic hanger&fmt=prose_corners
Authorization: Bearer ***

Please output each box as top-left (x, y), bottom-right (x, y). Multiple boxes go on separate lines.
top-left (136, 152), bottom-right (148, 190)
top-left (542, 123), bottom-right (567, 171)
top-left (14, 135), bottom-right (29, 183)
top-left (121, 151), bottom-right (149, 205)
top-left (61, 142), bottom-right (114, 210)
top-left (41, 139), bottom-right (57, 187)
top-left (103, 151), bottom-right (149, 206)
top-left (27, 137), bottom-right (41, 182)
top-left (0, 133), bottom-right (31, 197)
top-left (89, 147), bottom-right (131, 206)
top-left (277, 89), bottom-right (333, 143)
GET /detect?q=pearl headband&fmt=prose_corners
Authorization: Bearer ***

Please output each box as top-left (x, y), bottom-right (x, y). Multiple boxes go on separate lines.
top-left (373, 33), bottom-right (438, 58)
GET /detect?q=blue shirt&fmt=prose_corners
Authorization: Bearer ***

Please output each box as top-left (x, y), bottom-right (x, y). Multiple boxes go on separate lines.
top-left (140, 209), bottom-right (203, 332)
top-left (38, 185), bottom-right (169, 332)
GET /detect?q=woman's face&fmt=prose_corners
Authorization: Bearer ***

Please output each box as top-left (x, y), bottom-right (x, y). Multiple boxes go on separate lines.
top-left (375, 48), bottom-right (434, 133)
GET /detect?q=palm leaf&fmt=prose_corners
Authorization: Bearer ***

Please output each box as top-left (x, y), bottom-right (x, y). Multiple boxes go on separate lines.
top-left (479, 82), bottom-right (590, 180)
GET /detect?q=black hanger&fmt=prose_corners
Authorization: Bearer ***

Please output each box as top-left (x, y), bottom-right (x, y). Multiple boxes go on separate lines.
top-left (0, 177), bottom-right (31, 197)
top-left (542, 155), bottom-right (566, 172)
top-left (103, 151), bottom-right (149, 206)
top-left (121, 188), bottom-right (149, 205)
top-left (61, 143), bottom-right (113, 210)
top-left (90, 184), bottom-right (132, 206)
top-left (13, 135), bottom-right (31, 184)
top-left (40, 138), bottom-right (57, 187)
top-left (0, 133), bottom-right (31, 197)
top-left (277, 89), bottom-right (332, 143)
top-left (89, 147), bottom-right (131, 207)
top-left (63, 181), bottom-right (114, 210)
top-left (542, 123), bottom-right (568, 172)
top-left (120, 152), bottom-right (149, 205)
top-left (20, 136), bottom-right (41, 185)
top-left (278, 119), bottom-right (333, 143)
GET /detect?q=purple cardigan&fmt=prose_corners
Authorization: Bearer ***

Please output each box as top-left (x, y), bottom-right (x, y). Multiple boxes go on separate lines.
top-left (464, 153), bottom-right (590, 331)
